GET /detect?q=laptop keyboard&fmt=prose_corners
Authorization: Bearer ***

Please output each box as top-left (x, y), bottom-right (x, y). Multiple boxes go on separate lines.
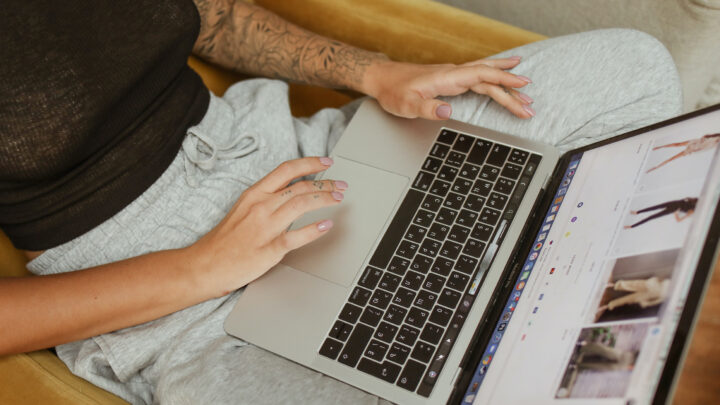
top-left (318, 129), bottom-right (541, 397)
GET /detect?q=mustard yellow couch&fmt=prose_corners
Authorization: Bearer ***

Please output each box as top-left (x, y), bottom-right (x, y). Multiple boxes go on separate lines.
top-left (0, 0), bottom-right (544, 403)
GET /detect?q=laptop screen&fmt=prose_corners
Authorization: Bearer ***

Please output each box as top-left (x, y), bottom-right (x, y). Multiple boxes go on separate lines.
top-left (461, 107), bottom-right (720, 404)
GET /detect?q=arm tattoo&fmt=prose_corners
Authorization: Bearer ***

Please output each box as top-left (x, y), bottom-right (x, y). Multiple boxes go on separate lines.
top-left (192, 0), bottom-right (387, 91)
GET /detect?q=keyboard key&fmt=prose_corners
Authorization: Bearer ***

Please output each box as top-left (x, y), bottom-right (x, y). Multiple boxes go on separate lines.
top-left (349, 286), bottom-right (372, 307)
top-left (396, 325), bottom-right (420, 346)
top-left (464, 194), bottom-right (485, 211)
top-left (445, 151), bottom-right (465, 167)
top-left (440, 240), bottom-right (462, 260)
top-left (405, 224), bottom-right (427, 242)
top-left (456, 209), bottom-right (478, 227)
top-left (437, 129), bottom-right (457, 145)
top-left (393, 287), bottom-right (417, 308)
top-left (406, 307), bottom-right (429, 329)
top-left (329, 320), bottom-right (354, 342)
top-left (420, 324), bottom-right (444, 345)
top-left (524, 154), bottom-right (542, 177)
top-left (358, 266), bottom-right (383, 290)
top-left (486, 144), bottom-right (511, 166)
top-left (487, 192), bottom-right (508, 210)
top-left (388, 256), bottom-right (410, 275)
top-left (448, 225), bottom-right (470, 244)
top-left (429, 306), bottom-right (452, 326)
top-left (431, 257), bottom-right (454, 276)
top-left (429, 179), bottom-right (451, 197)
top-left (436, 207), bottom-right (457, 225)
top-left (370, 290), bottom-right (393, 309)
top-left (379, 272), bottom-right (401, 292)
top-left (454, 255), bottom-right (478, 275)
top-left (438, 288), bottom-right (461, 308)
top-left (360, 306), bottom-right (384, 327)
top-left (412, 171), bottom-right (434, 191)
top-left (397, 359), bottom-right (426, 392)
top-left (414, 290), bottom-right (437, 311)
top-left (338, 323), bottom-right (373, 367)
top-left (374, 322), bottom-right (399, 343)
top-left (462, 238), bottom-right (486, 258)
top-left (479, 207), bottom-right (501, 226)
top-left (339, 303), bottom-right (363, 324)
top-left (452, 134), bottom-right (474, 153)
top-left (472, 179), bottom-right (492, 196)
top-left (369, 189), bottom-right (423, 269)
top-left (422, 156), bottom-right (443, 173)
top-left (419, 239), bottom-right (441, 257)
top-left (357, 358), bottom-right (401, 384)
top-left (411, 341), bottom-right (436, 363)
top-left (429, 143), bottom-right (450, 159)
top-left (447, 271), bottom-right (470, 291)
top-left (397, 240), bottom-right (419, 259)
top-left (410, 255), bottom-right (433, 274)
top-left (364, 339), bottom-right (389, 362)
top-left (459, 163), bottom-right (480, 179)
top-left (387, 343), bottom-right (411, 364)
top-left (437, 165), bottom-right (458, 183)
top-left (479, 165), bottom-right (500, 182)
top-left (451, 178), bottom-right (473, 195)
top-left (443, 192), bottom-right (465, 210)
top-left (509, 148), bottom-right (529, 165)
top-left (494, 178), bottom-right (515, 195)
top-left (401, 271), bottom-right (425, 290)
top-left (471, 223), bottom-right (493, 241)
top-left (425, 224), bottom-right (449, 243)
top-left (467, 139), bottom-right (492, 165)
top-left (384, 305), bottom-right (408, 326)
top-left (413, 209), bottom-right (435, 227)
top-left (421, 194), bottom-right (443, 212)
top-left (501, 163), bottom-right (523, 179)
top-left (423, 274), bottom-right (446, 293)
top-left (319, 338), bottom-right (343, 360)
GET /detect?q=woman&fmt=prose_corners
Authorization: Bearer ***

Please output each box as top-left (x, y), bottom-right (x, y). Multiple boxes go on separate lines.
top-left (647, 133), bottom-right (720, 173)
top-left (0, 0), bottom-right (682, 403)
top-left (624, 197), bottom-right (697, 229)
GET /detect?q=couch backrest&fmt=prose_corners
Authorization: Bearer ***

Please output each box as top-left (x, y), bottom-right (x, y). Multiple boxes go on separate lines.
top-left (0, 231), bottom-right (29, 277)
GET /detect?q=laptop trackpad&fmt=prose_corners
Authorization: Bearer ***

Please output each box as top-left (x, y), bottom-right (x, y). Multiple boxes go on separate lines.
top-left (283, 157), bottom-right (408, 287)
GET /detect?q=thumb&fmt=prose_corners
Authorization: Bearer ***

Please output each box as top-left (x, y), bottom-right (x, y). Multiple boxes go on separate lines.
top-left (415, 98), bottom-right (452, 121)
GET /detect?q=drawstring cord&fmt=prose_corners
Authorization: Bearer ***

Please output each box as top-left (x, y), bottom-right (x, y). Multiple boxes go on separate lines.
top-left (182, 127), bottom-right (259, 187)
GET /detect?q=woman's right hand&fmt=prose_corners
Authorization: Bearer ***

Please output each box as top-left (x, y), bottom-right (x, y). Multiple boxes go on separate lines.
top-left (186, 157), bottom-right (347, 298)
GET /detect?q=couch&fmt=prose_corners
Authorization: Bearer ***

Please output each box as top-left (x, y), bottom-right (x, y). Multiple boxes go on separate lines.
top-left (435, 0), bottom-right (720, 112)
top-left (0, 0), bottom-right (546, 403)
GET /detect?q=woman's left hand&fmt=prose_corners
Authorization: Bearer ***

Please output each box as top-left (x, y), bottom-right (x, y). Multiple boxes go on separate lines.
top-left (361, 56), bottom-right (535, 121)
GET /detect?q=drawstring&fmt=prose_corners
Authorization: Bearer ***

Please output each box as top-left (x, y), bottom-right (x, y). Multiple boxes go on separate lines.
top-left (182, 127), bottom-right (259, 187)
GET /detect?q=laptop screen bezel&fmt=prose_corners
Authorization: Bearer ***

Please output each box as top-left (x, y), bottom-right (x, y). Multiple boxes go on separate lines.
top-left (448, 103), bottom-right (720, 405)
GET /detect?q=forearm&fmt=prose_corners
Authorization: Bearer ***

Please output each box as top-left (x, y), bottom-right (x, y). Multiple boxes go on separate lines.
top-left (192, 0), bottom-right (388, 93)
top-left (0, 248), bottom-right (209, 355)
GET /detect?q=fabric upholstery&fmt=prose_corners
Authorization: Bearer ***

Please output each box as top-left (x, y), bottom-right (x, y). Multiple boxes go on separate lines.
top-left (0, 0), bottom-right (544, 403)
top-left (435, 0), bottom-right (720, 111)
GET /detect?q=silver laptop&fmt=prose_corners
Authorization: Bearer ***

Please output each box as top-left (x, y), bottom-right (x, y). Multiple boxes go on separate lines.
top-left (226, 99), bottom-right (720, 405)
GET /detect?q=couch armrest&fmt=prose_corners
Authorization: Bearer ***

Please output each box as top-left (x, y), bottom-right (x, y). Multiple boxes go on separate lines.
top-left (256, 0), bottom-right (546, 64)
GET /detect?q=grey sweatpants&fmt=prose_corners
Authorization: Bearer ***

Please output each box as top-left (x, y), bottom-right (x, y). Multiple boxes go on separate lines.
top-left (27, 29), bottom-right (681, 405)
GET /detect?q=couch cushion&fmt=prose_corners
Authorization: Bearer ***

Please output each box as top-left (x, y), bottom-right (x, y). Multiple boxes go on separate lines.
top-left (0, 231), bottom-right (28, 277)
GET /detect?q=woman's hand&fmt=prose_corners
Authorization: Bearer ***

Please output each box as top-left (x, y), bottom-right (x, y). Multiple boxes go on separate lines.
top-left (187, 157), bottom-right (346, 297)
top-left (362, 57), bottom-right (535, 120)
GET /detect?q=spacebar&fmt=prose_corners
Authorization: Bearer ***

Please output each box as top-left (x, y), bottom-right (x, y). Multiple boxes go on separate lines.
top-left (369, 188), bottom-right (424, 269)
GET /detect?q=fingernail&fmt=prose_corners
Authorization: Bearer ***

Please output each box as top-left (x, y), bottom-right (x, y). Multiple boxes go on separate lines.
top-left (523, 105), bottom-right (536, 117)
top-left (319, 157), bottom-right (334, 166)
top-left (334, 180), bottom-right (348, 190)
top-left (436, 104), bottom-right (452, 119)
top-left (331, 191), bottom-right (344, 201)
top-left (517, 75), bottom-right (532, 84)
top-left (517, 92), bottom-right (534, 104)
top-left (317, 219), bottom-right (333, 232)
top-left (508, 56), bottom-right (522, 61)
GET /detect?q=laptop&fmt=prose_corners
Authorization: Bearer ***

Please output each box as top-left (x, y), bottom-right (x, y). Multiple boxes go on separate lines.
top-left (225, 99), bottom-right (720, 404)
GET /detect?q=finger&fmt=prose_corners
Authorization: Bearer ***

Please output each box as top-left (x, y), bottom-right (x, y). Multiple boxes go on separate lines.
top-left (411, 96), bottom-right (453, 121)
top-left (253, 157), bottom-right (334, 194)
top-left (271, 179), bottom-right (348, 210)
top-left (273, 219), bottom-right (334, 253)
top-left (462, 56), bottom-right (522, 70)
top-left (271, 190), bottom-right (344, 232)
top-left (431, 65), bottom-right (530, 99)
top-left (474, 83), bottom-right (535, 119)
top-left (507, 88), bottom-right (534, 105)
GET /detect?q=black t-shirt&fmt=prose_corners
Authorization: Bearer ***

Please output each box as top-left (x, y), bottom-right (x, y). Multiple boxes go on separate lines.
top-left (0, 0), bottom-right (210, 250)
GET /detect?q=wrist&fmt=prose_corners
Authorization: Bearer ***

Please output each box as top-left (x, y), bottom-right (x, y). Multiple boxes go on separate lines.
top-left (358, 55), bottom-right (395, 98)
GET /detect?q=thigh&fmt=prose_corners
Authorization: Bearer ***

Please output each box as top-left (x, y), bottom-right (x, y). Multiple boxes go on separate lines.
top-left (447, 29), bottom-right (683, 151)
